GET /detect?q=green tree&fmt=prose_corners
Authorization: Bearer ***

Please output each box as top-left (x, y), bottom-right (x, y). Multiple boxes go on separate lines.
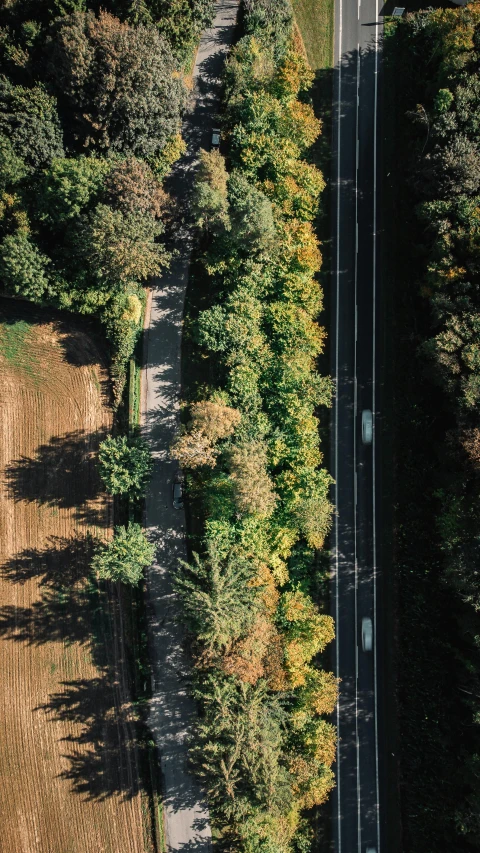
top-left (293, 470), bottom-right (334, 549)
top-left (193, 149), bottom-right (230, 232)
top-left (150, 0), bottom-right (214, 62)
top-left (76, 203), bottom-right (168, 286)
top-left (228, 171), bottom-right (276, 253)
top-left (0, 230), bottom-right (50, 300)
top-left (191, 673), bottom-right (291, 819)
top-left (98, 433), bottom-right (152, 496)
top-left (0, 136), bottom-right (28, 191)
top-left (102, 287), bottom-right (144, 405)
top-left (36, 156), bottom-right (110, 225)
top-left (92, 522), bottom-right (154, 584)
top-left (175, 541), bottom-right (259, 654)
top-left (0, 77), bottom-right (63, 169)
top-left (47, 10), bottom-right (186, 158)
top-left (243, 0), bottom-right (293, 53)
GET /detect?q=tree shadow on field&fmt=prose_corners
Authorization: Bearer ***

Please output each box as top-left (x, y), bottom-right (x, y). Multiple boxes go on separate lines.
top-left (0, 534), bottom-right (147, 802)
top-left (55, 323), bottom-right (107, 369)
top-left (36, 677), bottom-right (146, 802)
top-left (0, 535), bottom-right (107, 663)
top-left (4, 428), bottom-right (109, 525)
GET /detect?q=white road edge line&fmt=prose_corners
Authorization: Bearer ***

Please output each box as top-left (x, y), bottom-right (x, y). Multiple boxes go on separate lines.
top-left (354, 43), bottom-right (361, 853)
top-left (335, 0), bottom-right (342, 844)
top-left (373, 0), bottom-right (381, 849)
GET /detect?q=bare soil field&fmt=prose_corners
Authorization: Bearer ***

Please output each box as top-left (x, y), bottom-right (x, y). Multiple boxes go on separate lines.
top-left (0, 300), bottom-right (152, 853)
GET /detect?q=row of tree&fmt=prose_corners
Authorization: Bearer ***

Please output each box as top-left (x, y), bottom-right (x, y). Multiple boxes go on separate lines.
top-left (391, 6), bottom-right (480, 849)
top-left (0, 0), bottom-right (212, 401)
top-left (171, 3), bottom-right (337, 851)
top-left (90, 433), bottom-right (154, 584)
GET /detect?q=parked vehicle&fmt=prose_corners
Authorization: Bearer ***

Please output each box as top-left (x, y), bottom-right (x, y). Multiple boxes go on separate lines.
top-left (211, 128), bottom-right (221, 150)
top-left (362, 409), bottom-right (373, 444)
top-left (362, 617), bottom-right (373, 652)
top-left (172, 480), bottom-right (184, 510)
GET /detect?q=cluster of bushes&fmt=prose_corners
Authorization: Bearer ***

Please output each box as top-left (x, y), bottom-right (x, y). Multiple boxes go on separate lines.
top-left (172, 3), bottom-right (337, 850)
top-left (0, 0), bottom-right (212, 402)
top-left (390, 6), bottom-right (480, 848)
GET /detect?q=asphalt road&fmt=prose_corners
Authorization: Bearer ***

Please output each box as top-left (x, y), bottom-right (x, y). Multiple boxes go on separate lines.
top-left (331, 0), bottom-right (387, 850)
top-left (141, 3), bottom-right (239, 851)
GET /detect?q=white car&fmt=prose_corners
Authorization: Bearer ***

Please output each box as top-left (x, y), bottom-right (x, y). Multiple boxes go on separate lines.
top-left (172, 480), bottom-right (184, 510)
top-left (362, 409), bottom-right (373, 444)
top-left (366, 848), bottom-right (377, 853)
top-left (362, 617), bottom-right (373, 652)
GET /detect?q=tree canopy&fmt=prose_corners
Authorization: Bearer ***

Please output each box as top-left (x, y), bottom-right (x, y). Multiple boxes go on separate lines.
top-left (97, 433), bottom-right (153, 496)
top-left (92, 523), bottom-right (155, 584)
top-left (46, 10), bottom-right (186, 157)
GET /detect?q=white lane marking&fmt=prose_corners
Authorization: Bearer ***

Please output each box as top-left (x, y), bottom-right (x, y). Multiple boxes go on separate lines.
top-left (358, 0), bottom-right (361, 19)
top-left (373, 0), bottom-right (381, 848)
top-left (335, 0), bottom-right (342, 844)
top-left (355, 42), bottom-right (361, 853)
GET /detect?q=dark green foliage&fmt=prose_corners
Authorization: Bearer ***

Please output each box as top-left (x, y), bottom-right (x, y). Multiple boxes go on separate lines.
top-left (0, 136), bottom-right (28, 190)
top-left (46, 10), bottom-right (186, 157)
top-left (175, 543), bottom-right (259, 654)
top-left (0, 77), bottom-right (63, 168)
top-left (0, 230), bottom-right (51, 300)
top-left (149, 0), bottom-right (214, 63)
top-left (75, 203), bottom-right (167, 287)
top-left (191, 673), bottom-right (291, 820)
top-left (389, 7), bottom-right (480, 849)
top-left (228, 171), bottom-right (276, 252)
top-left (36, 156), bottom-right (109, 224)
top-left (102, 287), bottom-right (145, 404)
top-left (0, 0), bottom-right (190, 401)
top-left (97, 433), bottom-right (152, 496)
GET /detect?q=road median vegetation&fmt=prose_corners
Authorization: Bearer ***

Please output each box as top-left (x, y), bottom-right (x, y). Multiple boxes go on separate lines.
top-left (179, 1), bottom-right (337, 850)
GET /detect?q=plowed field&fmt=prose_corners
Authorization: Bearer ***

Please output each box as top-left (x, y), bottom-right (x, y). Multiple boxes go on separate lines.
top-left (0, 301), bottom-right (150, 853)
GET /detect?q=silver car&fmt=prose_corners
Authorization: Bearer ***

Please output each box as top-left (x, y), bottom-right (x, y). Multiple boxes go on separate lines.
top-left (362, 617), bottom-right (373, 652)
top-left (211, 128), bottom-right (221, 150)
top-left (172, 480), bottom-right (184, 510)
top-left (362, 409), bottom-right (373, 444)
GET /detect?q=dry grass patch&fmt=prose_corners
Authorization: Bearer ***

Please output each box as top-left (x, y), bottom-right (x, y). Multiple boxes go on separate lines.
top-left (0, 300), bottom-right (152, 853)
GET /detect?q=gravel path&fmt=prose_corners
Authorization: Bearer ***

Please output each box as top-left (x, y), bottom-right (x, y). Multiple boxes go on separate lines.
top-left (142, 3), bottom-right (239, 850)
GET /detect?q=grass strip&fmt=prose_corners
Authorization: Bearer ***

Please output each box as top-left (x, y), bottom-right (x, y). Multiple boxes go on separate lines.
top-left (292, 0), bottom-right (334, 71)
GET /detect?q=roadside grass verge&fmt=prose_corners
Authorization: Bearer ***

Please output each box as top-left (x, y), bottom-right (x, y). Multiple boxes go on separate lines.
top-left (292, 0), bottom-right (334, 71)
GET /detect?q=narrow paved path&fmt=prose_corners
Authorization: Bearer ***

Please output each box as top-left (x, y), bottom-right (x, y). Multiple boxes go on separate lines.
top-left (141, 3), bottom-right (239, 851)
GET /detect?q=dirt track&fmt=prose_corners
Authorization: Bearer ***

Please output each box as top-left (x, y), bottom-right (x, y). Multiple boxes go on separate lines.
top-left (0, 301), bottom-right (150, 853)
